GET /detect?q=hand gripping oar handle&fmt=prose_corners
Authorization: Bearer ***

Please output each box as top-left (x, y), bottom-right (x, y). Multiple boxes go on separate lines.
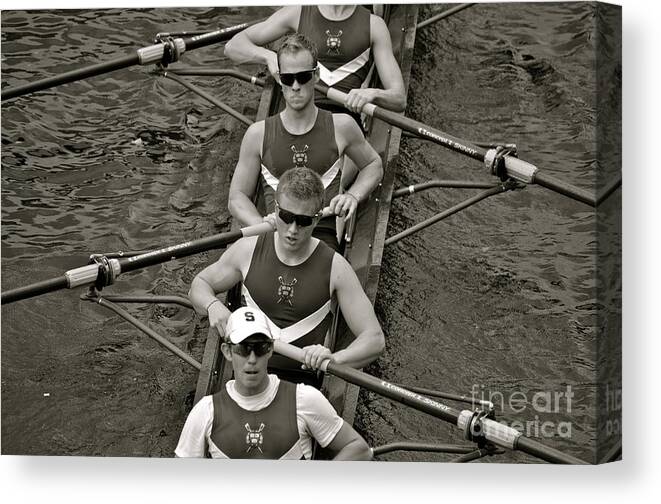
top-left (317, 85), bottom-right (596, 207)
top-left (2, 21), bottom-right (255, 101)
top-left (274, 339), bottom-right (587, 464)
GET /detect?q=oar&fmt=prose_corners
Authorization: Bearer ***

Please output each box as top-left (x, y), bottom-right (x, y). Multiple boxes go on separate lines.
top-left (316, 84), bottom-right (597, 207)
top-left (1, 21), bottom-right (255, 101)
top-left (0, 221), bottom-right (271, 305)
top-left (1, 207), bottom-right (334, 305)
top-left (274, 340), bottom-right (588, 465)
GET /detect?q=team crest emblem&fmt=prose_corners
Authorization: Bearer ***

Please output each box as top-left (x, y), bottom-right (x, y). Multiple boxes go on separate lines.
top-left (245, 422), bottom-right (265, 453)
top-left (277, 276), bottom-right (297, 306)
top-left (291, 144), bottom-right (309, 167)
top-left (326, 29), bottom-right (343, 54)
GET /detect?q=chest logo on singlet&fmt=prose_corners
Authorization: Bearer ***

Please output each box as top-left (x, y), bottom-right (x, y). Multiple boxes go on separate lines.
top-left (277, 275), bottom-right (298, 306)
top-left (290, 144), bottom-right (309, 168)
top-left (245, 422), bottom-right (265, 453)
top-left (325, 29), bottom-right (343, 55)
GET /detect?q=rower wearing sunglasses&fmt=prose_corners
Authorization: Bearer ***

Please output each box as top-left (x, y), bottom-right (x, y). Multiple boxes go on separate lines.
top-left (175, 307), bottom-right (372, 460)
top-left (225, 5), bottom-right (406, 115)
top-left (228, 33), bottom-right (383, 251)
top-left (190, 167), bottom-right (385, 383)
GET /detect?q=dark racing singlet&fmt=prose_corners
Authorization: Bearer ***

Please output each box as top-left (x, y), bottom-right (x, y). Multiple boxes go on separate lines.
top-left (242, 232), bottom-right (334, 372)
top-left (298, 5), bottom-right (372, 99)
top-left (261, 109), bottom-right (342, 248)
top-left (210, 380), bottom-right (302, 459)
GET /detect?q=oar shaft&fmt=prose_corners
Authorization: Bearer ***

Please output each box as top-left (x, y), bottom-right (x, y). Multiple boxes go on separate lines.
top-left (533, 171), bottom-right (596, 206)
top-left (2, 22), bottom-right (251, 101)
top-left (2, 54), bottom-right (139, 101)
top-left (180, 24), bottom-right (250, 51)
top-left (1, 276), bottom-right (69, 304)
top-left (372, 104), bottom-right (486, 162)
top-left (274, 340), bottom-right (588, 464)
top-left (319, 85), bottom-right (595, 207)
top-left (275, 341), bottom-right (465, 427)
top-left (116, 228), bottom-right (244, 274)
top-left (515, 436), bottom-right (588, 465)
top-left (417, 3), bottom-right (475, 29)
top-left (1, 221), bottom-right (274, 305)
top-left (319, 85), bottom-right (485, 162)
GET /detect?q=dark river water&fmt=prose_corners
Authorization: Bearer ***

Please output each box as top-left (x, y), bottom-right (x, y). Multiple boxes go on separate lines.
top-left (1, 4), bottom-right (620, 463)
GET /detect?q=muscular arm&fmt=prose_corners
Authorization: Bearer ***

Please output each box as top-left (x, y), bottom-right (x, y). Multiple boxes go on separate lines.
top-left (188, 238), bottom-right (253, 337)
top-left (344, 15), bottom-right (406, 113)
top-left (224, 6), bottom-right (299, 77)
top-left (228, 122), bottom-right (266, 227)
top-left (367, 14), bottom-right (406, 111)
top-left (326, 421), bottom-right (373, 461)
top-left (336, 114), bottom-right (383, 203)
top-left (330, 254), bottom-right (385, 368)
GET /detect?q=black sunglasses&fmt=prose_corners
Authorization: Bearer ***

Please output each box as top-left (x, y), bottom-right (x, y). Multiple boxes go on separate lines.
top-left (278, 68), bottom-right (317, 87)
top-left (275, 202), bottom-right (322, 227)
top-left (231, 341), bottom-right (273, 357)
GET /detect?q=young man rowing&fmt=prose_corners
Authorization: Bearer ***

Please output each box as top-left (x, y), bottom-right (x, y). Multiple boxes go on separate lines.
top-left (175, 307), bottom-right (372, 460)
top-left (191, 167), bottom-right (385, 382)
top-left (228, 33), bottom-right (383, 251)
top-left (225, 4), bottom-right (406, 115)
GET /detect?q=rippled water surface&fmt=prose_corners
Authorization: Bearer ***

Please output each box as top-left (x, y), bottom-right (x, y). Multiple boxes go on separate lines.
top-left (2, 4), bottom-right (620, 462)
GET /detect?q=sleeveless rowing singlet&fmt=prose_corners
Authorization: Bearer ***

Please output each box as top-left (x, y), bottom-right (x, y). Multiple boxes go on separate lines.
top-left (210, 380), bottom-right (302, 459)
top-left (298, 5), bottom-right (372, 95)
top-left (242, 232), bottom-right (334, 370)
top-left (261, 109), bottom-right (341, 237)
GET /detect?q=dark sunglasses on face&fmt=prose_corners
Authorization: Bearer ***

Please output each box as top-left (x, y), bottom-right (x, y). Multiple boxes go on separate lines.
top-left (278, 68), bottom-right (317, 87)
top-left (231, 341), bottom-right (273, 357)
top-left (275, 202), bottom-right (322, 227)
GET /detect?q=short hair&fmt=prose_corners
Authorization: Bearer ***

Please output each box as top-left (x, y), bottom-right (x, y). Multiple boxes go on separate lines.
top-left (277, 33), bottom-right (318, 69)
top-left (276, 167), bottom-right (324, 211)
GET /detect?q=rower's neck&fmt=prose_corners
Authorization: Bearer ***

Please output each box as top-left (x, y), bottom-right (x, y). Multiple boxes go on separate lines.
top-left (274, 234), bottom-right (317, 265)
top-left (318, 4), bottom-right (356, 21)
top-left (281, 106), bottom-right (319, 135)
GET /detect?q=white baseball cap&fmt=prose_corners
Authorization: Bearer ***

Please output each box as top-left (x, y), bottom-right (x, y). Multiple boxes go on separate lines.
top-left (225, 307), bottom-right (275, 344)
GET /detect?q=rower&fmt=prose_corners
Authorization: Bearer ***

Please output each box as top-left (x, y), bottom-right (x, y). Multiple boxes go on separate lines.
top-left (228, 33), bottom-right (383, 251)
top-left (225, 4), bottom-right (404, 195)
top-left (224, 4), bottom-right (407, 116)
top-left (190, 167), bottom-right (385, 384)
top-left (175, 307), bottom-right (372, 460)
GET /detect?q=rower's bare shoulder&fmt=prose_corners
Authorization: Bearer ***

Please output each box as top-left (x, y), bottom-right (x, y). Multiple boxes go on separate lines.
top-left (369, 13), bottom-right (391, 42)
top-left (235, 234), bottom-right (259, 253)
top-left (330, 252), bottom-right (355, 283)
top-left (243, 120), bottom-right (265, 142)
top-left (332, 113), bottom-right (362, 139)
top-left (239, 121), bottom-right (266, 158)
top-left (276, 5), bottom-right (302, 28)
top-left (225, 235), bottom-right (259, 263)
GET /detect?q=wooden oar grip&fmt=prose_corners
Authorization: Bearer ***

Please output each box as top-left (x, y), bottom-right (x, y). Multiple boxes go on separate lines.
top-left (240, 221), bottom-right (274, 237)
top-left (323, 87), bottom-right (377, 117)
top-left (273, 340), bottom-right (330, 372)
